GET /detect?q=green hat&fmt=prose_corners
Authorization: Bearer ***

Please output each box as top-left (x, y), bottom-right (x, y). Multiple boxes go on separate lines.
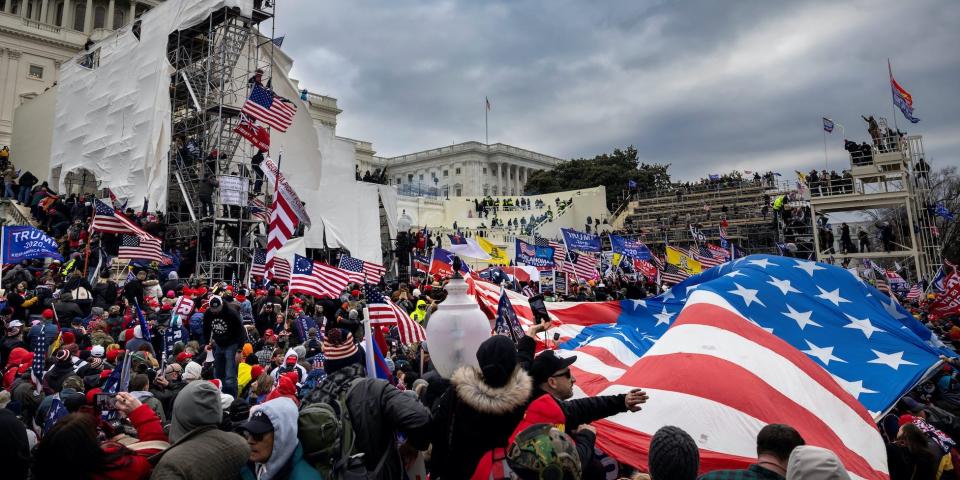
top-left (507, 423), bottom-right (581, 480)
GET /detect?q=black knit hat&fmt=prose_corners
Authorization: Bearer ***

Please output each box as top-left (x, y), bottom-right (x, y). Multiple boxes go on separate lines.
top-left (648, 425), bottom-right (699, 480)
top-left (476, 335), bottom-right (517, 388)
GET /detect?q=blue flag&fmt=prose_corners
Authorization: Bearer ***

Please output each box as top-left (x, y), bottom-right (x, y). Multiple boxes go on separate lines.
top-left (560, 227), bottom-right (601, 253)
top-left (610, 235), bottom-right (651, 260)
top-left (1, 226), bottom-right (64, 263)
top-left (133, 300), bottom-right (151, 342)
top-left (44, 397), bottom-right (68, 433)
top-left (935, 203), bottom-right (954, 221)
top-left (370, 336), bottom-right (393, 382)
top-left (515, 239), bottom-right (555, 267)
top-left (495, 289), bottom-right (525, 343)
top-left (627, 180), bottom-right (637, 189)
top-left (822, 117), bottom-right (835, 133)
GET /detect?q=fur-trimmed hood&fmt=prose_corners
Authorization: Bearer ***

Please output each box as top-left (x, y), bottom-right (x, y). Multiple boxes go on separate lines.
top-left (452, 365), bottom-right (532, 415)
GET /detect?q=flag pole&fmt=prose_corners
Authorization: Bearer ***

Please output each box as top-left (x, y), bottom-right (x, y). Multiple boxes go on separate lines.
top-left (484, 97), bottom-right (489, 145)
top-left (888, 59), bottom-right (900, 132)
top-left (823, 127), bottom-right (828, 171)
top-left (362, 306), bottom-right (376, 378)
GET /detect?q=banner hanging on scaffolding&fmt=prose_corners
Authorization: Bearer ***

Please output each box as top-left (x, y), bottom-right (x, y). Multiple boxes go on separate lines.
top-left (262, 156), bottom-right (312, 227)
top-left (218, 175), bottom-right (248, 206)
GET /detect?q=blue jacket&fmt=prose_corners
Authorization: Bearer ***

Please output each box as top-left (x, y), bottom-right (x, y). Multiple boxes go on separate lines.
top-left (240, 443), bottom-right (321, 480)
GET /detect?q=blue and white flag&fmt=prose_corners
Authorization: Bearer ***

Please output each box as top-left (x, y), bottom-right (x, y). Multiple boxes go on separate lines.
top-left (44, 397), bottom-right (68, 433)
top-left (823, 117), bottom-right (835, 133)
top-left (1, 226), bottom-right (64, 263)
top-left (560, 227), bottom-right (601, 253)
top-left (494, 289), bottom-right (525, 343)
top-left (515, 239), bottom-right (555, 268)
top-left (610, 234), bottom-right (652, 260)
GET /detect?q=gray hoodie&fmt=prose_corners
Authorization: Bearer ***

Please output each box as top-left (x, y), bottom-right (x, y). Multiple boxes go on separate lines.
top-left (169, 380), bottom-right (222, 442)
top-left (786, 446), bottom-right (851, 480)
top-left (253, 397), bottom-right (300, 480)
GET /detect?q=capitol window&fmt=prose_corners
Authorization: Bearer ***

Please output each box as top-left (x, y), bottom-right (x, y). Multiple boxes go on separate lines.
top-left (396, 178), bottom-right (401, 184)
top-left (483, 167), bottom-right (487, 174)
top-left (455, 167), bottom-right (461, 175)
top-left (28, 65), bottom-right (44, 80)
top-left (443, 170), bottom-right (449, 177)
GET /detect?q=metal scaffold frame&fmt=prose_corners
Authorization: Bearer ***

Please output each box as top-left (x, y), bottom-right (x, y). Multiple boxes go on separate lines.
top-left (808, 131), bottom-right (944, 282)
top-left (165, 3), bottom-right (275, 284)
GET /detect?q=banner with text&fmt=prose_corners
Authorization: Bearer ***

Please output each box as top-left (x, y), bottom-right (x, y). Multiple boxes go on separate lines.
top-left (2, 226), bottom-right (64, 264)
top-left (561, 228), bottom-right (601, 253)
top-left (515, 239), bottom-right (555, 268)
top-left (610, 234), bottom-right (651, 260)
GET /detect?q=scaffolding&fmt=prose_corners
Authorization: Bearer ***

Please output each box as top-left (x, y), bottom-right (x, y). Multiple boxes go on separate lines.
top-left (808, 130), bottom-right (943, 282)
top-left (165, 4), bottom-right (275, 283)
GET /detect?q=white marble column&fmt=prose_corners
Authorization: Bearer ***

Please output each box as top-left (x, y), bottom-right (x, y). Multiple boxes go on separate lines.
top-left (83, 0), bottom-right (93, 32)
top-left (2, 0), bottom-right (10, 14)
top-left (40, 0), bottom-right (49, 22)
top-left (62, 0), bottom-right (72, 28)
top-left (19, 0), bottom-right (27, 17)
top-left (1, 50), bottom-right (22, 125)
top-left (128, 0), bottom-right (135, 21)
top-left (105, 0), bottom-right (113, 28)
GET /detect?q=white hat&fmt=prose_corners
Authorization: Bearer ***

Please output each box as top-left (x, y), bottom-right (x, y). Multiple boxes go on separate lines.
top-left (91, 345), bottom-right (105, 357)
top-left (6, 320), bottom-right (23, 328)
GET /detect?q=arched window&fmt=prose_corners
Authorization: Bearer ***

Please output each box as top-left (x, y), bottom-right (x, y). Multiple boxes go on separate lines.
top-left (73, 3), bottom-right (85, 30)
top-left (93, 5), bottom-right (105, 28)
top-left (113, 9), bottom-right (124, 28)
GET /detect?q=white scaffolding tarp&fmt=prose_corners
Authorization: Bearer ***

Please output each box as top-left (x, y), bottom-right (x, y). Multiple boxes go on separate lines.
top-left (49, 0), bottom-right (252, 208)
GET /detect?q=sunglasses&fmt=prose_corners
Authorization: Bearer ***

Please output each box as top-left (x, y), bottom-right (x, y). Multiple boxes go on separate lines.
top-left (551, 369), bottom-right (571, 379)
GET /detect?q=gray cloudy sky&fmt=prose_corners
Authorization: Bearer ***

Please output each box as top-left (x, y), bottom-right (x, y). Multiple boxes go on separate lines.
top-left (275, 0), bottom-right (960, 180)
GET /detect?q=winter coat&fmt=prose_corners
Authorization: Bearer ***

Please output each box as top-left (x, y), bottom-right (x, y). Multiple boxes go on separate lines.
top-left (92, 279), bottom-right (118, 309)
top-left (429, 365), bottom-right (533, 479)
top-left (150, 381), bottom-right (250, 479)
top-left (144, 280), bottom-right (162, 301)
top-left (52, 300), bottom-right (84, 323)
top-left (239, 397), bottom-right (321, 480)
top-left (96, 404), bottom-right (169, 480)
top-left (151, 380), bottom-right (186, 420)
top-left (203, 306), bottom-right (245, 348)
top-left (131, 390), bottom-right (167, 424)
top-left (302, 363), bottom-right (431, 479)
top-left (271, 349), bottom-right (307, 385)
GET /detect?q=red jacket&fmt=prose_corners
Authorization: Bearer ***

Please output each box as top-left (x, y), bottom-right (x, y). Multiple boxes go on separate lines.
top-left (95, 404), bottom-right (169, 480)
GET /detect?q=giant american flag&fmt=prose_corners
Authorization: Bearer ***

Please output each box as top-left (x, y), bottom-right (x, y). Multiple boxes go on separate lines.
top-left (241, 84), bottom-right (297, 132)
top-left (339, 255), bottom-right (386, 284)
top-left (364, 284), bottom-right (425, 344)
top-left (290, 254), bottom-right (351, 299)
top-left (468, 255), bottom-right (946, 477)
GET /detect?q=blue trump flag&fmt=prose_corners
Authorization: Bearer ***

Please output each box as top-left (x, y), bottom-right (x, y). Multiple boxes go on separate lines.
top-left (610, 234), bottom-right (651, 260)
top-left (495, 288), bottom-right (525, 343)
top-left (560, 227), bottom-right (601, 253)
top-left (1, 226), bottom-right (64, 263)
top-left (515, 238), bottom-right (555, 267)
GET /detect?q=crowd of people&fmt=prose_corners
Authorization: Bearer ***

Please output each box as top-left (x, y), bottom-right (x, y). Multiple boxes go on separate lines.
top-left (0, 143), bottom-right (957, 480)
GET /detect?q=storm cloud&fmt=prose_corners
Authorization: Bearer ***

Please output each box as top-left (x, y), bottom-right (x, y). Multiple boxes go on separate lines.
top-left (275, 0), bottom-right (960, 180)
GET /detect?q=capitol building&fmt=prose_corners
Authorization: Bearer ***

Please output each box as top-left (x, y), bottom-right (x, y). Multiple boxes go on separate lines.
top-left (369, 141), bottom-right (562, 198)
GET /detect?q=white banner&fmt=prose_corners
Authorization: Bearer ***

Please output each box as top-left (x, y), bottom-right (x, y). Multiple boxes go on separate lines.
top-left (218, 175), bottom-right (248, 206)
top-left (263, 156), bottom-right (312, 227)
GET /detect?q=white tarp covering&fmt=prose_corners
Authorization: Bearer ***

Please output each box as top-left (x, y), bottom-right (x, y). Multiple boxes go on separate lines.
top-left (49, 0), bottom-right (252, 208)
top-left (260, 42), bottom-right (393, 264)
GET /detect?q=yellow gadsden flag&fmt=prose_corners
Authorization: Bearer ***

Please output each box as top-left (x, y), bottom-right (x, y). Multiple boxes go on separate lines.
top-left (477, 237), bottom-right (509, 265)
top-left (666, 246), bottom-right (702, 274)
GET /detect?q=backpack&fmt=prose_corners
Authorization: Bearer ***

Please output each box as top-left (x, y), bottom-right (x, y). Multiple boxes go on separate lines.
top-left (298, 378), bottom-right (392, 479)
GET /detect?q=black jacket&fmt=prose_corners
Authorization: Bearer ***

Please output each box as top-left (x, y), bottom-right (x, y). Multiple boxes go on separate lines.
top-left (303, 364), bottom-right (431, 479)
top-left (203, 307), bottom-right (245, 348)
top-left (92, 279), bottom-right (118, 309)
top-left (124, 279), bottom-right (144, 307)
top-left (52, 300), bottom-right (84, 324)
top-left (429, 366), bottom-right (533, 479)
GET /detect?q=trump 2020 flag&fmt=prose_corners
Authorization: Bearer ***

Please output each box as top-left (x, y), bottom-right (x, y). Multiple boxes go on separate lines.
top-left (2, 226), bottom-right (64, 263)
top-left (561, 227), bottom-right (601, 253)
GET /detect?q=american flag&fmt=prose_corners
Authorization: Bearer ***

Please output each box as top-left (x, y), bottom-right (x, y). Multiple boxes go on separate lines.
top-left (660, 262), bottom-right (689, 285)
top-left (695, 245), bottom-right (724, 269)
top-left (31, 324), bottom-right (47, 393)
top-left (266, 193), bottom-right (298, 281)
top-left (91, 199), bottom-right (150, 237)
top-left (905, 284), bottom-right (922, 301)
top-left (118, 234), bottom-right (163, 262)
top-left (364, 284), bottom-right (425, 344)
top-left (867, 260), bottom-right (890, 295)
top-left (469, 256), bottom-right (944, 477)
top-left (339, 255), bottom-right (386, 284)
top-left (241, 84), bottom-right (297, 132)
top-left (541, 239), bottom-right (597, 280)
top-left (290, 254), bottom-right (351, 299)
top-left (251, 249), bottom-right (290, 281)
top-left (249, 197), bottom-right (269, 223)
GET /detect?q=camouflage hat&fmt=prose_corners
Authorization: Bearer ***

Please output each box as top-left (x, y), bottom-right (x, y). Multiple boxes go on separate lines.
top-left (507, 423), bottom-right (581, 480)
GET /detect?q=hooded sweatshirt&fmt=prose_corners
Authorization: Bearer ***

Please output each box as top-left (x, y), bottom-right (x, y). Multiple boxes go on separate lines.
top-left (271, 348), bottom-right (306, 385)
top-left (251, 397), bottom-right (301, 480)
top-left (786, 446), bottom-right (851, 480)
top-left (169, 380), bottom-right (225, 443)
